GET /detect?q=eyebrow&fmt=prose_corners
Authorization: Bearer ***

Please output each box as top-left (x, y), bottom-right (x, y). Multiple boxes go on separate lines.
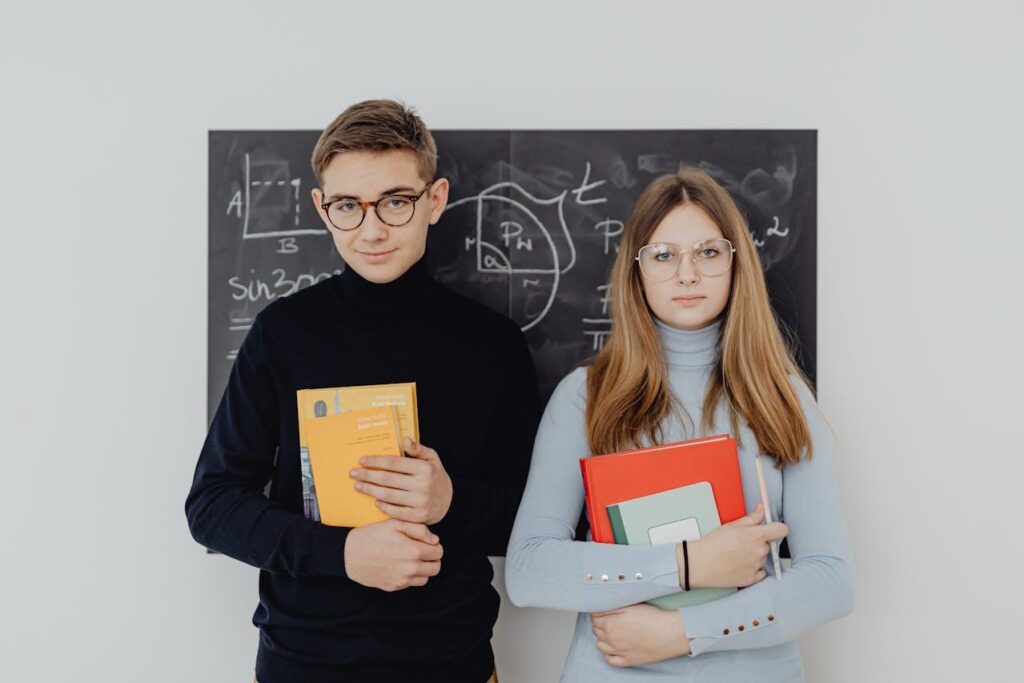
top-left (325, 185), bottom-right (419, 202)
top-left (649, 237), bottom-right (722, 246)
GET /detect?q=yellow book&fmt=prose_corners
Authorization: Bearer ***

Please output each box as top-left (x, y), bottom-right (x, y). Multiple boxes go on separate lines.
top-left (296, 383), bottom-right (419, 522)
top-left (305, 405), bottom-right (404, 527)
top-left (297, 383), bottom-right (419, 443)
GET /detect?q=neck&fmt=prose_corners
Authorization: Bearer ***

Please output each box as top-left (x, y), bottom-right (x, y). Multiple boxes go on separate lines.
top-left (335, 253), bottom-right (435, 317)
top-left (655, 318), bottom-right (722, 368)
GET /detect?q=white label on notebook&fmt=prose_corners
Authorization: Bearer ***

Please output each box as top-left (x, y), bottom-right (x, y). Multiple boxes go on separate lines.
top-left (648, 517), bottom-right (701, 545)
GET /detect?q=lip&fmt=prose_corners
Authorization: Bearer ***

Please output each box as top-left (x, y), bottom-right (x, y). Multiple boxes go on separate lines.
top-left (672, 296), bottom-right (705, 308)
top-left (357, 248), bottom-right (397, 263)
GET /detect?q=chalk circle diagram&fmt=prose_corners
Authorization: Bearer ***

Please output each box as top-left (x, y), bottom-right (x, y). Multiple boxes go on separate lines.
top-left (439, 182), bottom-right (577, 331)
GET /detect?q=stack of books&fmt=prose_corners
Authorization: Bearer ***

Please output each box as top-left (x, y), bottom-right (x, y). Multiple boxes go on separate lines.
top-left (580, 434), bottom-right (746, 608)
top-left (296, 383), bottom-right (419, 526)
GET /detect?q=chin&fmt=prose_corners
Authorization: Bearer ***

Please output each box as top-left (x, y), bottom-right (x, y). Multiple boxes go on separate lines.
top-left (662, 312), bottom-right (716, 331)
top-left (362, 267), bottom-right (404, 284)
top-left (344, 249), bottom-right (407, 282)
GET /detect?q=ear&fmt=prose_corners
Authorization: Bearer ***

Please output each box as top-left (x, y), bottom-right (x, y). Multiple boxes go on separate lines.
top-left (426, 177), bottom-right (450, 225)
top-left (310, 187), bottom-right (332, 230)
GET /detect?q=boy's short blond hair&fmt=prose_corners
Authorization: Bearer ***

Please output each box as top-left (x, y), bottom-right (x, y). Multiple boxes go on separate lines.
top-left (311, 99), bottom-right (438, 185)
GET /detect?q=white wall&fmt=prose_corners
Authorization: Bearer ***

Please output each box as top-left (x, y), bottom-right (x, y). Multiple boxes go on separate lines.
top-left (1, 1), bottom-right (1021, 680)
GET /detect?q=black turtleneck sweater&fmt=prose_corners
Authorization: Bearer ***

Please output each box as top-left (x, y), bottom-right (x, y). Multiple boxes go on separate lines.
top-left (185, 256), bottom-right (541, 683)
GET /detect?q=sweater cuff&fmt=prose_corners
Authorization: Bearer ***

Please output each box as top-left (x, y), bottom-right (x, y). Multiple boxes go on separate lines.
top-left (309, 523), bottom-right (351, 579)
top-left (681, 589), bottom-right (777, 656)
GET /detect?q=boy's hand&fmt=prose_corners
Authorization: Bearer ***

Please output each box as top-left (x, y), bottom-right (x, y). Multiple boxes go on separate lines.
top-left (344, 519), bottom-right (443, 591)
top-left (350, 438), bottom-right (453, 525)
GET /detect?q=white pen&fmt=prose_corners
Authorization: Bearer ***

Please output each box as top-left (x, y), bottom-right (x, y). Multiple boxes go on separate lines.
top-left (755, 455), bottom-right (783, 580)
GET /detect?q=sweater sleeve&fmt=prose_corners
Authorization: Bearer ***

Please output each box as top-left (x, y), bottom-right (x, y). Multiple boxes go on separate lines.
top-left (504, 369), bottom-right (685, 611)
top-left (430, 326), bottom-right (543, 556)
top-left (679, 380), bottom-right (856, 656)
top-left (184, 314), bottom-right (351, 578)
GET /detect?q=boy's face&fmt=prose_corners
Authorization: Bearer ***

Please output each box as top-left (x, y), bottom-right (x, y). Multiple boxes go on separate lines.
top-left (312, 150), bottom-right (449, 284)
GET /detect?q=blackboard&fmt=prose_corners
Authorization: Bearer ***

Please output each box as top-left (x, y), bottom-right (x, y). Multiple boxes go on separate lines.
top-left (208, 130), bottom-right (816, 421)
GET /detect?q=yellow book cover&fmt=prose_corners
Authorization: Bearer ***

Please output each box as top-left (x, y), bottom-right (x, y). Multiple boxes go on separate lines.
top-left (305, 405), bottom-right (404, 527)
top-left (296, 383), bottom-right (418, 522)
top-left (297, 383), bottom-right (418, 445)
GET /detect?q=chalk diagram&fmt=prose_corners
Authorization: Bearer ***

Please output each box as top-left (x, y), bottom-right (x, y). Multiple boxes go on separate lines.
top-left (226, 152), bottom-right (328, 240)
top-left (220, 151), bottom-right (335, 363)
top-left (444, 181), bottom-right (579, 331)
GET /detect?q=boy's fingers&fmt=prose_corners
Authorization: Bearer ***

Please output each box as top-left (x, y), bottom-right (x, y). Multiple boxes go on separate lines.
top-left (404, 438), bottom-right (440, 462)
top-left (399, 522), bottom-right (438, 544)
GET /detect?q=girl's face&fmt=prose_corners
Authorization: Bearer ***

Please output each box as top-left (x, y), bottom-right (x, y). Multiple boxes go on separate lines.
top-left (639, 204), bottom-right (733, 331)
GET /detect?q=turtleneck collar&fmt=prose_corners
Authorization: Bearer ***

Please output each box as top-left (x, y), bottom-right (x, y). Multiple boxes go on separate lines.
top-left (334, 252), bottom-right (436, 318)
top-left (655, 317), bottom-right (722, 368)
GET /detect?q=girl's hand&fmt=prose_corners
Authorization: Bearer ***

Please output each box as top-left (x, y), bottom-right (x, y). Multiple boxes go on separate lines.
top-left (683, 502), bottom-right (788, 589)
top-left (591, 604), bottom-right (690, 667)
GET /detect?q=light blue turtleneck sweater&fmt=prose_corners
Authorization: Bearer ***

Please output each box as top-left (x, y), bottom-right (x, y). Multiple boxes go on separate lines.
top-left (505, 320), bottom-right (854, 682)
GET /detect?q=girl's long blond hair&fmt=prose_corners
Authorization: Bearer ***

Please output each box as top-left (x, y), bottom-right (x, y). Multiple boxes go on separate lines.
top-left (585, 168), bottom-right (812, 466)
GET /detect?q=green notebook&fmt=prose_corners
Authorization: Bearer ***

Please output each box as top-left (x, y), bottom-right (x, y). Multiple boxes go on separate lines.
top-left (607, 481), bottom-right (736, 609)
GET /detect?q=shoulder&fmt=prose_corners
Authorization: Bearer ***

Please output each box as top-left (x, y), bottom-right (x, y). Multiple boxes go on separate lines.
top-left (784, 374), bottom-right (839, 458)
top-left (433, 282), bottom-right (527, 345)
top-left (549, 366), bottom-right (589, 414)
top-left (788, 374), bottom-right (816, 404)
top-left (255, 276), bottom-right (336, 329)
top-left (243, 277), bottom-right (338, 357)
top-left (787, 374), bottom-right (825, 423)
top-left (533, 366), bottom-right (590, 444)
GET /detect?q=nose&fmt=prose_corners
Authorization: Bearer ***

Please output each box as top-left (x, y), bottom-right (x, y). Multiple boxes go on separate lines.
top-left (676, 254), bottom-right (701, 285)
top-left (358, 210), bottom-right (389, 242)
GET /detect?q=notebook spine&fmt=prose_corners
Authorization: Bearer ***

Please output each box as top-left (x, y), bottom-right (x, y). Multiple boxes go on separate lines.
top-left (579, 459), bottom-right (599, 542)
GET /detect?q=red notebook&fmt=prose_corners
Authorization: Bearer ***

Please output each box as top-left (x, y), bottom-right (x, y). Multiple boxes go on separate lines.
top-left (580, 434), bottom-right (746, 543)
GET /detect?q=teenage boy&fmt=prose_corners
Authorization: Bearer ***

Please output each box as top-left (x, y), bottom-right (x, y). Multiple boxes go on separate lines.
top-left (186, 99), bottom-right (541, 683)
